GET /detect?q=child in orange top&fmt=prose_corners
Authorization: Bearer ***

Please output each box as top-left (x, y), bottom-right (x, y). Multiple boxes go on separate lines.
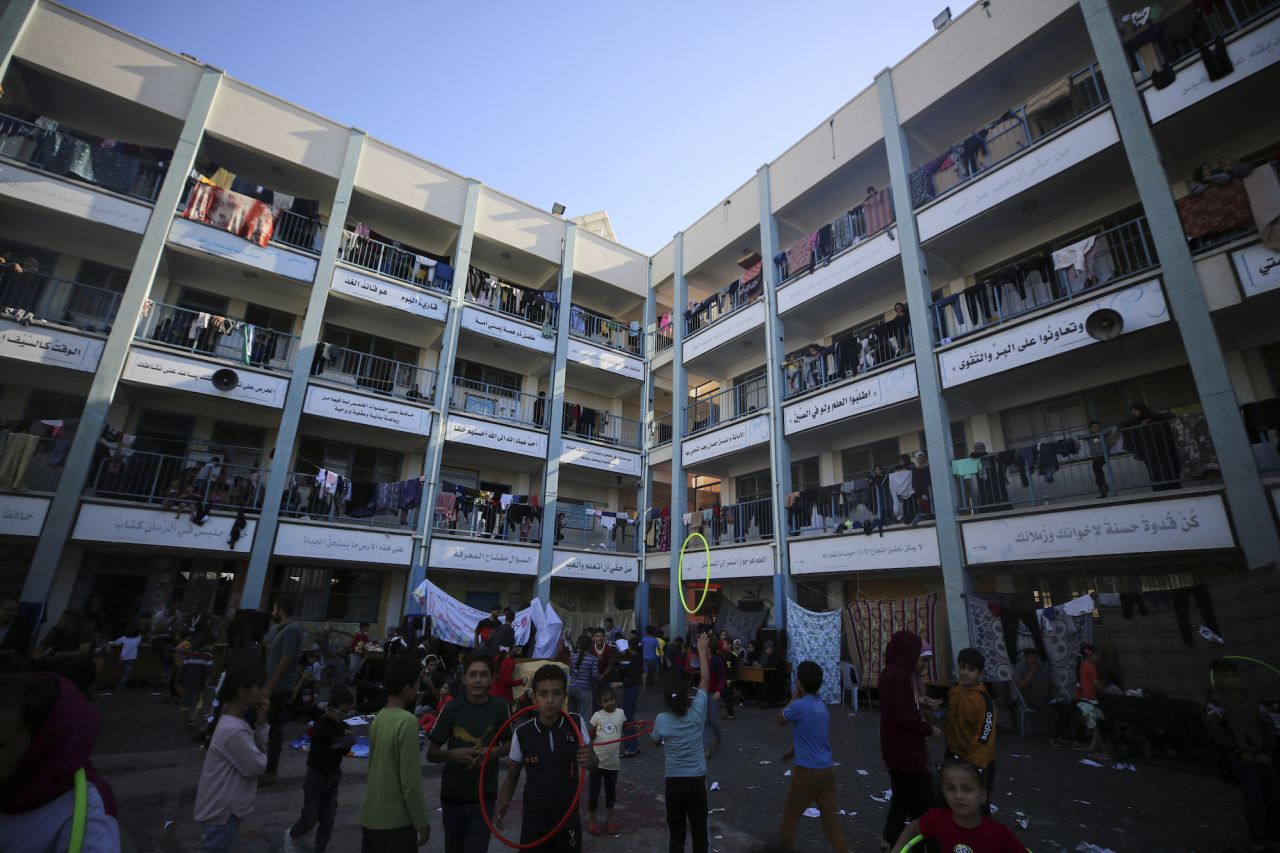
top-left (944, 647), bottom-right (997, 814)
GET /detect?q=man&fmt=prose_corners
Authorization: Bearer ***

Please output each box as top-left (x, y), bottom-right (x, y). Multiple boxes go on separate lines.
top-left (601, 617), bottom-right (621, 644)
top-left (359, 656), bottom-right (432, 851)
top-left (1013, 646), bottom-right (1060, 743)
top-left (640, 626), bottom-right (660, 691)
top-left (0, 599), bottom-right (32, 674)
top-left (315, 628), bottom-right (347, 686)
top-left (491, 608), bottom-right (517, 654)
top-left (194, 455), bottom-right (222, 498)
top-left (777, 660), bottom-right (848, 852)
top-left (261, 593), bottom-right (305, 786)
top-left (1084, 420), bottom-right (1111, 499)
top-left (475, 607), bottom-right (503, 652)
top-left (428, 652), bottom-right (512, 852)
top-left (350, 622), bottom-right (371, 682)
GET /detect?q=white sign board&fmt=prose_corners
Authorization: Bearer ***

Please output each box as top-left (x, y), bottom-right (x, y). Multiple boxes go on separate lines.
top-left (938, 279), bottom-right (1169, 388)
top-left (789, 527), bottom-right (940, 575)
top-left (0, 162), bottom-right (151, 233)
top-left (1145, 16), bottom-right (1280, 123)
top-left (778, 231), bottom-right (900, 314)
top-left (122, 348), bottom-right (289, 407)
top-left (683, 300), bottom-right (766, 363)
top-left (1231, 242), bottom-right (1280, 299)
top-left (551, 550), bottom-right (639, 582)
top-left (73, 503), bottom-right (255, 552)
top-left (684, 543), bottom-right (775, 579)
top-left (784, 363), bottom-right (919, 435)
top-left (330, 265), bottom-right (448, 322)
top-left (461, 307), bottom-right (554, 354)
top-left (0, 321), bottom-right (104, 372)
top-left (428, 538), bottom-right (539, 576)
top-left (566, 339), bottom-right (643, 381)
top-left (445, 414), bottom-right (548, 458)
top-left (0, 494), bottom-right (49, 537)
top-left (274, 522), bottom-right (413, 567)
top-left (682, 414), bottom-right (770, 466)
top-left (168, 218), bottom-right (317, 281)
top-left (961, 494), bottom-right (1235, 564)
top-left (917, 111), bottom-right (1120, 241)
top-left (561, 438), bottom-right (641, 476)
top-left (304, 385), bottom-right (431, 435)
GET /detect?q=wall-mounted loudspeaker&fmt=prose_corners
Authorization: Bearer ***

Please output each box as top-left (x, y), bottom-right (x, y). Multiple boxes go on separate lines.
top-left (210, 368), bottom-right (240, 392)
top-left (1085, 308), bottom-right (1123, 342)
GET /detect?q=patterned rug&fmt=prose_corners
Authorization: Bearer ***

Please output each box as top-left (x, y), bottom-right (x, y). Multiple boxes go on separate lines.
top-left (964, 596), bottom-right (1091, 700)
top-left (787, 599), bottom-right (842, 704)
top-left (843, 594), bottom-right (939, 688)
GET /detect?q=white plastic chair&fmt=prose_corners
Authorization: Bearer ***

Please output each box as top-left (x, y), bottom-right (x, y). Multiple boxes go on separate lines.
top-left (1007, 678), bottom-right (1038, 736)
top-left (840, 661), bottom-right (859, 712)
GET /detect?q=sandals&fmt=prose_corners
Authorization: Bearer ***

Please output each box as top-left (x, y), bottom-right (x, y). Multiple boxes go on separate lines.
top-left (587, 824), bottom-right (603, 837)
top-left (606, 823), bottom-right (619, 835)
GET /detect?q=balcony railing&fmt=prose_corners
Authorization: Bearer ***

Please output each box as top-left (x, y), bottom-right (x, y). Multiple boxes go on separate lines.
top-left (312, 343), bottom-right (435, 402)
top-left (567, 305), bottom-right (642, 356)
top-left (0, 113), bottom-right (166, 201)
top-left (282, 470), bottom-right (417, 529)
top-left (1, 267), bottom-right (121, 333)
top-left (776, 186), bottom-right (897, 285)
top-left (1243, 397), bottom-right (1280, 475)
top-left (1145, 0), bottom-right (1280, 81)
top-left (338, 230), bottom-right (448, 291)
top-left (449, 378), bottom-right (546, 429)
top-left (686, 376), bottom-right (769, 436)
top-left (952, 418), bottom-right (1217, 514)
top-left (910, 62), bottom-right (1108, 210)
top-left (432, 503), bottom-right (541, 543)
top-left (653, 323), bottom-right (674, 354)
top-left (680, 497), bottom-right (776, 544)
top-left (782, 469), bottom-right (934, 537)
top-left (782, 319), bottom-right (913, 400)
top-left (136, 301), bottom-right (299, 371)
top-left (555, 512), bottom-right (639, 553)
top-left (930, 214), bottom-right (1158, 344)
top-left (685, 276), bottom-right (763, 338)
top-left (0, 432), bottom-right (68, 492)
top-left (465, 270), bottom-right (558, 329)
top-left (565, 409), bottom-right (642, 450)
top-left (269, 207), bottom-right (323, 255)
top-left (650, 413), bottom-right (673, 449)
top-left (88, 449), bottom-right (264, 512)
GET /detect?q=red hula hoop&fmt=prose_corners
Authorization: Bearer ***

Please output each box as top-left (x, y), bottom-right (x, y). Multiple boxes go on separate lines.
top-left (594, 719), bottom-right (655, 747)
top-left (478, 704), bottom-right (587, 850)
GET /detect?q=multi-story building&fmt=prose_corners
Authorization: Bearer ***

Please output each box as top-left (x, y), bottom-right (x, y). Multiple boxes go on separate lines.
top-left (2, 0), bottom-right (1278, 656)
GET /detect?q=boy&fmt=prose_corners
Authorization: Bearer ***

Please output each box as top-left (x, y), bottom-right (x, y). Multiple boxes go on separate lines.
top-left (284, 685), bottom-right (356, 853)
top-left (358, 656), bottom-right (431, 850)
top-left (641, 626), bottom-right (660, 691)
top-left (945, 648), bottom-right (998, 813)
top-left (178, 640), bottom-right (216, 726)
top-left (495, 663), bottom-right (596, 851)
top-left (777, 660), bottom-right (848, 852)
top-left (427, 652), bottom-right (512, 852)
top-left (1206, 657), bottom-right (1279, 850)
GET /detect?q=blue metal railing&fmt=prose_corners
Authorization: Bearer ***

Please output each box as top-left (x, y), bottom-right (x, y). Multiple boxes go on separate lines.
top-left (686, 376), bottom-right (769, 436)
top-left (0, 113), bottom-right (166, 201)
top-left (135, 300), bottom-right (299, 370)
top-left (1, 267), bottom-right (121, 332)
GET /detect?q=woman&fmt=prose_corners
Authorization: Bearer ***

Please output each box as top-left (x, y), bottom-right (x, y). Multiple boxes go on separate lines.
top-left (1120, 403), bottom-right (1181, 491)
top-left (879, 631), bottom-right (943, 853)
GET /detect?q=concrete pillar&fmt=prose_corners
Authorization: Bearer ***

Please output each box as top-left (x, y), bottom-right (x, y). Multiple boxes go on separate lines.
top-left (0, 0), bottom-right (36, 81)
top-left (636, 257), bottom-right (657, 630)
top-left (667, 233), bottom-right (689, 641)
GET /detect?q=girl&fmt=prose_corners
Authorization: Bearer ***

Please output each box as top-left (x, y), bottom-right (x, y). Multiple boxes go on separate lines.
top-left (651, 633), bottom-right (712, 853)
top-left (891, 756), bottom-right (1026, 852)
top-left (587, 686), bottom-right (627, 836)
top-left (193, 663), bottom-right (270, 853)
top-left (569, 635), bottom-right (598, 721)
top-left (1076, 644), bottom-right (1108, 759)
top-left (111, 621), bottom-right (143, 693)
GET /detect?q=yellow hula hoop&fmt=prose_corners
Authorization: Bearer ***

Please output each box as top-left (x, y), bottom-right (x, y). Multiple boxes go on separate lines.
top-left (677, 531), bottom-right (712, 615)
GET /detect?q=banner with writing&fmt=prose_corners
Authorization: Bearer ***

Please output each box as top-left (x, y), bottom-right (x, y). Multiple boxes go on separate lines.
top-left (561, 438), bottom-right (641, 476)
top-left (0, 322), bottom-right (104, 372)
top-left (682, 414), bottom-right (769, 466)
top-left (428, 537), bottom-right (540, 576)
top-left (122, 348), bottom-right (288, 407)
top-left (274, 522), bottom-right (413, 567)
top-left (551, 550), bottom-right (639, 582)
top-left (789, 526), bottom-right (940, 574)
top-left (445, 414), bottom-right (548, 458)
top-left (412, 579), bottom-right (537, 649)
top-left (304, 385), bottom-right (430, 434)
top-left (461, 307), bottom-right (554, 354)
top-left (783, 363), bottom-right (918, 435)
top-left (1231, 242), bottom-right (1280, 298)
top-left (73, 503), bottom-right (255, 552)
top-left (330, 265), bottom-right (447, 321)
top-left (0, 494), bottom-right (49, 537)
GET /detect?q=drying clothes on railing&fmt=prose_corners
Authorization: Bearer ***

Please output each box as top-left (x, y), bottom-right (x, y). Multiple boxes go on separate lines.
top-left (1176, 179), bottom-right (1253, 241)
top-left (1243, 163), bottom-right (1280, 250)
top-left (181, 182), bottom-right (281, 247)
top-left (466, 266), bottom-right (555, 325)
top-left (862, 187), bottom-right (895, 236)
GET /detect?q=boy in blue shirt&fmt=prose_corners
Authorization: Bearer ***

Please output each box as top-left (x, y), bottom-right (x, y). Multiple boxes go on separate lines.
top-left (641, 626), bottom-right (660, 691)
top-left (777, 660), bottom-right (848, 852)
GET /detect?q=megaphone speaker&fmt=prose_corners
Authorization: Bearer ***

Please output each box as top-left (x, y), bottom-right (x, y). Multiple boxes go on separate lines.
top-left (210, 368), bottom-right (240, 392)
top-left (1085, 308), bottom-right (1123, 342)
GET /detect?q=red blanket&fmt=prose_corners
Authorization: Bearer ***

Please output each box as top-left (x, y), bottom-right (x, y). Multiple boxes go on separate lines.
top-left (182, 182), bottom-right (280, 247)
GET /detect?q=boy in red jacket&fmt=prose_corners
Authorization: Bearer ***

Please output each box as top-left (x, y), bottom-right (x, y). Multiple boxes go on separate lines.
top-left (878, 631), bottom-right (943, 852)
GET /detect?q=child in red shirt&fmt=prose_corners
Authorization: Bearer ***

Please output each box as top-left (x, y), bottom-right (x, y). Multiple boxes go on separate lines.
top-left (891, 756), bottom-right (1026, 852)
top-left (488, 646), bottom-right (525, 705)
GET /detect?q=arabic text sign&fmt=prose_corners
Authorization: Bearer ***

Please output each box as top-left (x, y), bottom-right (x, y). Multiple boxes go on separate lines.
top-left (551, 550), bottom-right (639, 582)
top-left (1231, 242), bottom-right (1280, 299)
top-left (0, 494), bottom-right (50, 537)
top-left (783, 363), bottom-right (919, 435)
top-left (938, 279), bottom-right (1169, 388)
top-left (73, 503), bottom-right (256, 552)
top-left (461, 307), bottom-right (555, 354)
top-left (0, 161), bottom-right (151, 233)
top-left (274, 522), bottom-right (412, 567)
top-left (917, 111), bottom-right (1120, 241)
top-left (682, 413), bottom-right (770, 466)
top-left (169, 218), bottom-right (317, 281)
top-left (789, 526), bottom-right (941, 574)
top-left (566, 339), bottom-right (643, 380)
top-left (428, 538), bottom-right (539, 576)
top-left (778, 231), bottom-right (900, 314)
top-left (700, 543), bottom-right (775, 579)
top-left (330, 265), bottom-right (448, 322)
top-left (0, 321), bottom-right (104, 372)
top-left (1145, 15), bottom-right (1280, 123)
top-left (444, 414), bottom-right (548, 458)
top-left (961, 493), bottom-right (1235, 564)
top-left (561, 438), bottom-right (641, 476)
top-left (304, 385), bottom-right (430, 435)
top-left (122, 348), bottom-right (289, 407)
top-left (683, 300), bottom-right (766, 362)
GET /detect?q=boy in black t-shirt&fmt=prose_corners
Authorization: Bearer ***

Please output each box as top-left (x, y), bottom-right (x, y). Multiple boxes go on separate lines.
top-left (495, 664), bottom-right (597, 851)
top-left (284, 685), bottom-right (356, 853)
top-left (427, 652), bottom-right (513, 851)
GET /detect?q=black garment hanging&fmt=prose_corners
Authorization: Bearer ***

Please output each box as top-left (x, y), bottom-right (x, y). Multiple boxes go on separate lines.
top-left (1171, 584), bottom-right (1220, 646)
top-left (1119, 593), bottom-right (1148, 619)
top-left (998, 607), bottom-right (1047, 662)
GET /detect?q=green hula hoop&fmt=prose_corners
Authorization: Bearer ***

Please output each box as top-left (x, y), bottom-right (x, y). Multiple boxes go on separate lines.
top-left (901, 835), bottom-right (1032, 852)
top-left (1211, 655), bottom-right (1280, 687)
top-left (677, 531), bottom-right (711, 615)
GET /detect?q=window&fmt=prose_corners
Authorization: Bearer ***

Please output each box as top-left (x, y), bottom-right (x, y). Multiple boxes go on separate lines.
top-left (173, 561), bottom-right (237, 615)
top-left (298, 437), bottom-right (403, 482)
top-left (454, 358), bottom-right (520, 392)
top-left (75, 260), bottom-right (129, 293)
top-left (918, 421), bottom-right (968, 461)
top-left (560, 497), bottom-right (596, 530)
top-left (272, 566), bottom-right (380, 622)
top-left (791, 456), bottom-right (820, 491)
top-left (22, 389), bottom-right (82, 423)
top-left (692, 476), bottom-right (721, 509)
top-left (245, 303), bottom-right (297, 335)
top-left (211, 422), bottom-right (266, 471)
top-left (735, 470), bottom-right (770, 502)
top-left (840, 437), bottom-right (901, 480)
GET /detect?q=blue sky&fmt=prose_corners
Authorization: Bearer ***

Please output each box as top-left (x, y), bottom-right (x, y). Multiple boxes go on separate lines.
top-left (67, 0), bottom-right (958, 254)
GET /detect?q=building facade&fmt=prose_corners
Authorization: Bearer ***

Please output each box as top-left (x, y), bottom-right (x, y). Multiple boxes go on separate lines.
top-left (1, 0), bottom-right (1278, 660)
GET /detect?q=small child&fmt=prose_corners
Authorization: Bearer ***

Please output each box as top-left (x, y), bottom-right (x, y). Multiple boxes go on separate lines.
top-left (652, 632), bottom-right (711, 853)
top-left (891, 756), bottom-right (1026, 852)
top-left (111, 622), bottom-right (143, 692)
top-left (418, 680), bottom-right (453, 734)
top-left (179, 642), bottom-right (216, 726)
top-left (284, 685), bottom-right (356, 853)
top-left (588, 686), bottom-right (627, 836)
top-left (777, 660), bottom-right (848, 852)
top-left (193, 663), bottom-right (270, 852)
top-left (1206, 657), bottom-right (1279, 850)
top-left (944, 647), bottom-right (997, 813)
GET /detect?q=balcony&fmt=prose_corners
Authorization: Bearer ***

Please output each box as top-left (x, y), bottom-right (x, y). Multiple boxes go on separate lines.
top-left (646, 498), bottom-right (776, 554)
top-left (782, 320), bottom-right (912, 401)
top-left (431, 500), bottom-right (542, 544)
top-left (0, 113), bottom-right (166, 202)
top-left (686, 376), bottom-right (768, 437)
top-left (568, 304), bottom-right (642, 357)
top-left (338, 229), bottom-right (450, 292)
top-left (930, 213), bottom-right (1159, 345)
top-left (448, 378), bottom-right (545, 430)
top-left (1243, 397), bottom-right (1280, 475)
top-left (684, 274), bottom-right (763, 340)
top-left (465, 267), bottom-right (558, 328)
top-left (653, 323), bottom-right (674, 354)
top-left (1135, 0), bottom-right (1280, 84)
top-left (311, 344), bottom-right (435, 403)
top-left (650, 413), bottom-right (673, 449)
top-left (1, 266), bottom-right (120, 333)
top-left (565, 409), bottom-right (642, 450)
top-left (135, 300), bottom-right (299, 372)
top-left (0, 433), bottom-right (67, 493)
top-left (282, 469), bottom-right (418, 530)
top-left (88, 448), bottom-right (264, 513)
top-left (775, 186), bottom-right (896, 287)
top-left (555, 510), bottom-right (639, 554)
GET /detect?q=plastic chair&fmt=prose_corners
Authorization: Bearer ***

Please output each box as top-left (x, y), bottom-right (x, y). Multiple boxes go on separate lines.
top-left (839, 661), bottom-right (859, 712)
top-left (1007, 678), bottom-right (1037, 736)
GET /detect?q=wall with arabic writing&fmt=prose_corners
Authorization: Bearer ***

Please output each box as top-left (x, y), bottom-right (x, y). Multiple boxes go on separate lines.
top-left (431, 568), bottom-right (535, 612)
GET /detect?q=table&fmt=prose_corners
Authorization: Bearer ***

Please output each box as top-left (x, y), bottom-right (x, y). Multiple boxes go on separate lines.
top-left (735, 665), bottom-right (774, 684)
